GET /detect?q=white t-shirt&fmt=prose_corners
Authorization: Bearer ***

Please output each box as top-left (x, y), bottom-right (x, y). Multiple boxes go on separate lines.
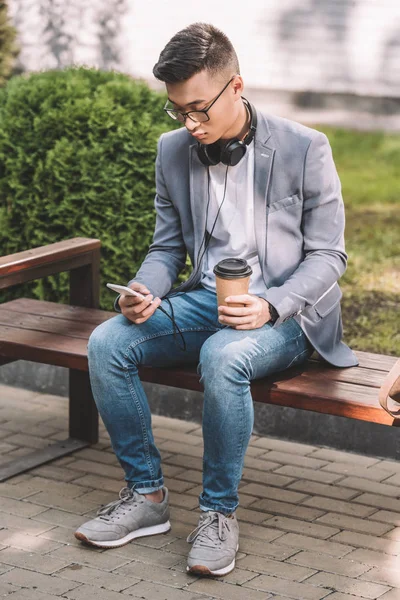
top-left (200, 142), bottom-right (267, 296)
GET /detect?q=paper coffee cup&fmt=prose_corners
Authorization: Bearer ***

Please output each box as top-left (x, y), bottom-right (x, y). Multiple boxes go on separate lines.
top-left (213, 258), bottom-right (253, 308)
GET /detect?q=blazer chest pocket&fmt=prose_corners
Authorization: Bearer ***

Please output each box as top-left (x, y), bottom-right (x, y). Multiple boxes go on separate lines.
top-left (268, 194), bottom-right (302, 214)
top-left (312, 285), bottom-right (343, 319)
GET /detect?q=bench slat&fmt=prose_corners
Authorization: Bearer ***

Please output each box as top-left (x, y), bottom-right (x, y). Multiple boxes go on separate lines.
top-left (1, 298), bottom-right (112, 324)
top-left (0, 238), bottom-right (101, 276)
top-left (0, 298), bottom-right (397, 427)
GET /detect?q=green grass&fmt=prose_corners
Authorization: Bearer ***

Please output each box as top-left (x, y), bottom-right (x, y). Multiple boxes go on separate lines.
top-left (317, 127), bottom-right (400, 356)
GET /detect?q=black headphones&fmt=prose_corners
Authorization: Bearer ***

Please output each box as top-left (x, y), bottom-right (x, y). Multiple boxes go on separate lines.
top-left (197, 97), bottom-right (257, 168)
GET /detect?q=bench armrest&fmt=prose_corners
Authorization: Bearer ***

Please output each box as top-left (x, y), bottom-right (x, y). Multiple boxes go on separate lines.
top-left (0, 237), bottom-right (101, 308)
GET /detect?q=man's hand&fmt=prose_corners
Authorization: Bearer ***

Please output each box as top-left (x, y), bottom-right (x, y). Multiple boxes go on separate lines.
top-left (119, 282), bottom-right (162, 324)
top-left (218, 295), bottom-right (271, 330)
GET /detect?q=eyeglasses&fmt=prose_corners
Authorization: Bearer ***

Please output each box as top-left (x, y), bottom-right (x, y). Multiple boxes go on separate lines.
top-left (164, 76), bottom-right (235, 123)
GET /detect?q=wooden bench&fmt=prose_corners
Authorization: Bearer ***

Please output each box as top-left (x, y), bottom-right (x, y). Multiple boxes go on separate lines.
top-left (0, 237), bottom-right (399, 482)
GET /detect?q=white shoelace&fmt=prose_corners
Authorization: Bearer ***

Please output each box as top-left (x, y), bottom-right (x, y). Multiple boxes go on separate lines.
top-left (97, 486), bottom-right (142, 521)
top-left (187, 511), bottom-right (231, 548)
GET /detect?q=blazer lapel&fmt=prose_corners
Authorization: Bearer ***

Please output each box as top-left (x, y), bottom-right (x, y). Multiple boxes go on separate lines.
top-left (254, 113), bottom-right (274, 271)
top-left (189, 144), bottom-right (208, 268)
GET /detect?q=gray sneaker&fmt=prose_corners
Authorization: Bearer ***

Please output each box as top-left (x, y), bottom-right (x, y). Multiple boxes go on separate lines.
top-left (74, 486), bottom-right (170, 548)
top-left (186, 511), bottom-right (239, 576)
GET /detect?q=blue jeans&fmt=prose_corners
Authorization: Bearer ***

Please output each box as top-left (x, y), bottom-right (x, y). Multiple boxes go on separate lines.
top-left (88, 285), bottom-right (312, 514)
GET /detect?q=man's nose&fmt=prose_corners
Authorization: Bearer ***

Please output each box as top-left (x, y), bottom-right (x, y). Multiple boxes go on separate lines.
top-left (184, 117), bottom-right (198, 132)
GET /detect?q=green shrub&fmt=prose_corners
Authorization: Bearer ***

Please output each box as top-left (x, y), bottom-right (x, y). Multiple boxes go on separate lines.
top-left (0, 1), bottom-right (18, 85)
top-left (0, 67), bottom-right (180, 309)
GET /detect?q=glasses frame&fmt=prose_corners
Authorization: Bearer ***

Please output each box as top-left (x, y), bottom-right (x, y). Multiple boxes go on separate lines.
top-left (164, 76), bottom-right (235, 123)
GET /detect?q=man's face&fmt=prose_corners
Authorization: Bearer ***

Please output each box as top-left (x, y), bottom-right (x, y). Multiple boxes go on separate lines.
top-left (165, 70), bottom-right (244, 145)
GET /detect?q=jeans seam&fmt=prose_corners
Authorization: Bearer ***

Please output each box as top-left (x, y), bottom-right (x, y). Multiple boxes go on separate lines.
top-left (285, 347), bottom-right (312, 369)
top-left (123, 368), bottom-right (156, 480)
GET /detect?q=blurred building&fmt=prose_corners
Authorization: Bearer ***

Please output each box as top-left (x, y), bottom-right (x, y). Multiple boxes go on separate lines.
top-left (8, 0), bottom-right (400, 129)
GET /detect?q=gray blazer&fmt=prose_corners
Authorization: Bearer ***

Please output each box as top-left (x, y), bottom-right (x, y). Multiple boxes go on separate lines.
top-left (130, 110), bottom-right (358, 368)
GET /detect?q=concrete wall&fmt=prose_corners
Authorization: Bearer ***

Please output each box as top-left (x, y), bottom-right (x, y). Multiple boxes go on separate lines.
top-left (9, 0), bottom-right (400, 99)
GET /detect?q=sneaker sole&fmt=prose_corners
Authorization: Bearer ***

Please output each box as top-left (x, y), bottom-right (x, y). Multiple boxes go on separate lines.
top-left (186, 544), bottom-right (238, 577)
top-left (74, 520), bottom-right (171, 549)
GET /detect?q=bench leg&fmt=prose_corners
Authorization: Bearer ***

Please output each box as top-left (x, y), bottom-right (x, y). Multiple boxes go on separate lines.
top-left (69, 369), bottom-right (99, 444)
top-left (0, 370), bottom-right (99, 482)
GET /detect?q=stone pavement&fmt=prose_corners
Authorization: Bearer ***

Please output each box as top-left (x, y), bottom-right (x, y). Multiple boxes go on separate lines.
top-left (1, 384), bottom-right (400, 599)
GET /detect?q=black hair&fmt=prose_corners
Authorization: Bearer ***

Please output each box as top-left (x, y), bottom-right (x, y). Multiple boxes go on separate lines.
top-left (153, 23), bottom-right (240, 83)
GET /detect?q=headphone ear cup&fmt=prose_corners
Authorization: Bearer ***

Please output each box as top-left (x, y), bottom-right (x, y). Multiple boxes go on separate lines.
top-left (197, 142), bottom-right (221, 166)
top-left (220, 140), bottom-right (247, 167)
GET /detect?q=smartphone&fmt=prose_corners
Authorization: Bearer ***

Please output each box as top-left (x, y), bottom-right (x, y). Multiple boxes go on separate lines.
top-left (106, 283), bottom-right (152, 303)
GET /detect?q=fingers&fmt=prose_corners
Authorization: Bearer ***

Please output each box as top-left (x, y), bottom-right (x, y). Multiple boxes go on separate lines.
top-left (218, 305), bottom-right (252, 317)
top-left (130, 283), bottom-right (151, 295)
top-left (122, 296), bottom-right (162, 324)
top-left (224, 294), bottom-right (255, 305)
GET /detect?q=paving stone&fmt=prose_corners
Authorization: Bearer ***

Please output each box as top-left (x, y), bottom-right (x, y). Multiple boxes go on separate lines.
top-left (39, 526), bottom-right (80, 546)
top-left (315, 512), bottom-right (393, 536)
top-left (72, 448), bottom-right (119, 465)
top-left (65, 459), bottom-right (125, 480)
top-left (377, 590), bottom-right (400, 599)
top-left (256, 450), bottom-right (327, 470)
top-left (274, 533), bottom-right (354, 558)
top-left (0, 529), bottom-right (61, 553)
top-left (47, 544), bottom-right (131, 571)
top-left (168, 491), bottom-right (199, 510)
top-left (301, 495), bottom-right (378, 518)
top-left (0, 567), bottom-right (80, 595)
top-left (0, 589), bottom-right (63, 600)
top-left (1, 477), bottom-right (90, 499)
top-left (240, 522), bottom-right (284, 542)
top-left (338, 477), bottom-right (400, 497)
top-left (58, 564), bottom-right (140, 592)
top-left (152, 415), bottom-right (200, 433)
top-left (64, 583), bottom-right (134, 600)
top-left (305, 571), bottom-right (391, 599)
top-left (251, 498), bottom-right (325, 522)
top-left (173, 469), bottom-right (202, 485)
top-left (345, 548), bottom-right (400, 569)
top-left (163, 454), bottom-right (203, 471)
top-left (32, 508), bottom-right (89, 529)
top-left (321, 463), bottom-right (398, 482)
top-left (0, 496), bottom-right (48, 518)
top-left (287, 549), bottom-right (371, 577)
top-left (0, 581), bottom-right (21, 595)
top-left (288, 480), bottom-right (359, 501)
top-left (0, 546), bottom-right (71, 574)
top-left (115, 560), bottom-right (197, 588)
top-left (29, 465), bottom-right (84, 482)
top-left (308, 449), bottom-right (380, 467)
top-left (272, 465), bottom-right (343, 484)
top-left (243, 456), bottom-right (282, 471)
top-left (27, 491), bottom-right (100, 515)
top-left (0, 513), bottom-right (54, 536)
top-left (264, 515), bottom-right (340, 539)
top-left (330, 531), bottom-right (400, 555)
top-left (69, 474), bottom-right (124, 493)
top-left (238, 554), bottom-right (316, 581)
top-left (244, 573), bottom-right (331, 599)
top-left (154, 429), bottom-right (204, 447)
top-left (187, 578), bottom-right (270, 600)
top-left (236, 506), bottom-right (275, 524)
top-left (359, 564), bottom-right (400, 587)
top-left (158, 440), bottom-right (204, 458)
top-left (238, 537), bottom-right (298, 560)
top-left (241, 467), bottom-right (296, 488)
top-left (239, 483), bottom-right (309, 504)
top-left (369, 510), bottom-right (400, 526)
top-left (353, 493), bottom-right (400, 512)
top-left (251, 437), bottom-right (317, 455)
top-left (113, 543), bottom-right (183, 567)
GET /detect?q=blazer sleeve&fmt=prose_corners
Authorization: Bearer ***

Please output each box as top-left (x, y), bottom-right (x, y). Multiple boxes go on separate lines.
top-left (264, 132), bottom-right (347, 325)
top-left (126, 134), bottom-right (187, 299)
